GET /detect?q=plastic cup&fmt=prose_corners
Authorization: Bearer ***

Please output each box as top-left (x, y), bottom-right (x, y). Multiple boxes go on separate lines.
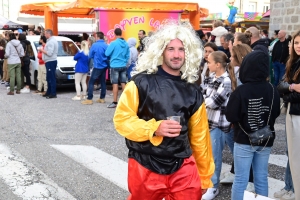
top-left (167, 116), bottom-right (181, 123)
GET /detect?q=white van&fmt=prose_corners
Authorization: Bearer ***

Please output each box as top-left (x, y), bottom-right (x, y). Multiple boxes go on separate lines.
top-left (26, 36), bottom-right (79, 87)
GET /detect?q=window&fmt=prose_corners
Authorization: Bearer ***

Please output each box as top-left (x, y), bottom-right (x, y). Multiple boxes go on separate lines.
top-left (34, 41), bottom-right (79, 56)
top-left (263, 4), bottom-right (270, 13)
top-left (248, 2), bottom-right (257, 12)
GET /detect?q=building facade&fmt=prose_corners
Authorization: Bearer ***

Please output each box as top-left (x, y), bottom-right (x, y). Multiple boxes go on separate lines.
top-left (270, 0), bottom-right (300, 36)
top-left (200, 0), bottom-right (270, 21)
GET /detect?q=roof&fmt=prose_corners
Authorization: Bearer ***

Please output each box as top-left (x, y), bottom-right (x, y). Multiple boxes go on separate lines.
top-left (262, 9), bottom-right (270, 18)
top-left (20, 0), bottom-right (208, 18)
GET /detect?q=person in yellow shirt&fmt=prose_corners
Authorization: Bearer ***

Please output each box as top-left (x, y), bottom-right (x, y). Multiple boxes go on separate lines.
top-left (113, 21), bottom-right (215, 200)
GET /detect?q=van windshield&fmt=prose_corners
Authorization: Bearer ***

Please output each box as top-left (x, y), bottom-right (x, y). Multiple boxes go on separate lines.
top-left (34, 41), bottom-right (79, 56)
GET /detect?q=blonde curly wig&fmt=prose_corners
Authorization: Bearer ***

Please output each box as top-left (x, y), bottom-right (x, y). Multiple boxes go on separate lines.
top-left (131, 20), bottom-right (203, 83)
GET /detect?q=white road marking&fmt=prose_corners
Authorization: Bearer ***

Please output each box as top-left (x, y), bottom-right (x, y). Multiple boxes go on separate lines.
top-left (269, 154), bottom-right (288, 168)
top-left (51, 144), bottom-right (286, 199)
top-left (51, 145), bottom-right (128, 191)
top-left (221, 163), bottom-right (285, 199)
top-left (0, 144), bottom-right (76, 200)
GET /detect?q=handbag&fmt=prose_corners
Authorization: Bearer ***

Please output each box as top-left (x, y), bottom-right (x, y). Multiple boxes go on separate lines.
top-left (238, 83), bottom-right (274, 149)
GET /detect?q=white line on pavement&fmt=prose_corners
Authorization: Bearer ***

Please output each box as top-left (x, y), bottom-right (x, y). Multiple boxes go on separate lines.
top-left (0, 144), bottom-right (76, 200)
top-left (51, 145), bottom-right (128, 191)
top-left (269, 154), bottom-right (288, 168)
top-left (51, 144), bottom-right (286, 199)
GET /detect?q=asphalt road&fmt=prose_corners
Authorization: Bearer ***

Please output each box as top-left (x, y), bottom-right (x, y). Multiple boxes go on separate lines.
top-left (0, 84), bottom-right (287, 200)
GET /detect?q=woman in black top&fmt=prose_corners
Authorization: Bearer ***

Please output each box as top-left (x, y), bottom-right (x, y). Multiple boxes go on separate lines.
top-left (281, 30), bottom-right (300, 200)
top-left (225, 48), bottom-right (281, 200)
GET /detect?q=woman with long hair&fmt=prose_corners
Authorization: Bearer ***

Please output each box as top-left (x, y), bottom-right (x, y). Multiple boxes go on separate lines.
top-left (4, 33), bottom-right (24, 95)
top-left (220, 44), bottom-right (254, 191)
top-left (195, 42), bottom-right (218, 86)
top-left (229, 44), bottom-right (252, 89)
top-left (72, 40), bottom-right (89, 100)
top-left (18, 33), bottom-right (32, 94)
top-left (281, 30), bottom-right (300, 200)
top-left (201, 51), bottom-right (235, 199)
top-left (225, 49), bottom-right (280, 200)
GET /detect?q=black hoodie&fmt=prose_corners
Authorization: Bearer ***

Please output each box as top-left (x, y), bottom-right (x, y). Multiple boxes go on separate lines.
top-left (225, 50), bottom-right (281, 147)
top-left (20, 39), bottom-right (31, 64)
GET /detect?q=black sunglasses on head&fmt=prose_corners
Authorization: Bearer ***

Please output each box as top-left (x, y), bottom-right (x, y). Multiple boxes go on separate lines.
top-left (14, 33), bottom-right (19, 36)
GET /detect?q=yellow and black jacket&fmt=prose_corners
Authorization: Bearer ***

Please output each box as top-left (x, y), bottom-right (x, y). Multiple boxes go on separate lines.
top-left (114, 66), bottom-right (214, 189)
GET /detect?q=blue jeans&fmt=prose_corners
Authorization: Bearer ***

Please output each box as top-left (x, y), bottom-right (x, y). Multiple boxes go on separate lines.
top-left (45, 60), bottom-right (57, 96)
top-left (232, 143), bottom-right (271, 200)
top-left (273, 61), bottom-right (286, 86)
top-left (210, 128), bottom-right (234, 188)
top-left (110, 67), bottom-right (127, 84)
top-left (127, 63), bottom-right (135, 80)
top-left (87, 68), bottom-right (107, 100)
top-left (284, 136), bottom-right (294, 192)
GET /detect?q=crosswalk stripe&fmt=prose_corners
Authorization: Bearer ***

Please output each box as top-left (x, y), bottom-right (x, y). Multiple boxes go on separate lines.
top-left (0, 143), bottom-right (287, 199)
top-left (51, 144), bottom-right (128, 191)
top-left (52, 144), bottom-right (286, 199)
top-left (0, 144), bottom-right (76, 200)
top-left (269, 154), bottom-right (288, 168)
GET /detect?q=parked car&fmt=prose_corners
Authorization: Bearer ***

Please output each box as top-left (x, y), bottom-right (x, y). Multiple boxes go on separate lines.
top-left (26, 36), bottom-right (79, 88)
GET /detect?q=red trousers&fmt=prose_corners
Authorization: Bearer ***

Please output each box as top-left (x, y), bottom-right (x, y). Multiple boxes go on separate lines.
top-left (127, 156), bottom-right (202, 200)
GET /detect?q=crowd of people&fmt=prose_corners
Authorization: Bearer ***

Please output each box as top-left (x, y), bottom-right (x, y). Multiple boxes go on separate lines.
top-left (0, 19), bottom-right (299, 200)
top-left (110, 20), bottom-right (298, 200)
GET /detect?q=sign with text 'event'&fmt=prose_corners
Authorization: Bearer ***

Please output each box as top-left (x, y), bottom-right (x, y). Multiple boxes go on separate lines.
top-left (95, 9), bottom-right (181, 43)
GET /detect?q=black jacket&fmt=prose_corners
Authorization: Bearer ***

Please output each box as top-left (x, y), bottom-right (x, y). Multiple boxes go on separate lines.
top-left (126, 67), bottom-right (204, 174)
top-left (20, 40), bottom-right (31, 64)
top-left (272, 39), bottom-right (289, 63)
top-left (225, 50), bottom-right (281, 147)
top-left (283, 59), bottom-right (300, 115)
top-left (251, 38), bottom-right (269, 49)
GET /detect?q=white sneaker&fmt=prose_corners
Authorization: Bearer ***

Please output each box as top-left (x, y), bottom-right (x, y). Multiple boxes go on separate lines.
top-left (202, 188), bottom-right (219, 200)
top-left (246, 182), bottom-right (255, 193)
top-left (72, 96), bottom-right (81, 101)
top-left (281, 191), bottom-right (295, 200)
top-left (20, 88), bottom-right (30, 94)
top-left (7, 86), bottom-right (17, 90)
top-left (220, 172), bottom-right (235, 184)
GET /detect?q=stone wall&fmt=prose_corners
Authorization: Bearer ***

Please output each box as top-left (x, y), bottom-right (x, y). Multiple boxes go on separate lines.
top-left (270, 0), bottom-right (300, 36)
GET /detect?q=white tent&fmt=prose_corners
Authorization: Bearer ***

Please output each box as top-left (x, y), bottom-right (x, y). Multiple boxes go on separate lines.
top-left (0, 15), bottom-right (29, 30)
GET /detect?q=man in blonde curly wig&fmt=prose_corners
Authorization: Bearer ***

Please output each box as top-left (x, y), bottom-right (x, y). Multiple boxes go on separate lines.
top-left (114, 20), bottom-right (214, 200)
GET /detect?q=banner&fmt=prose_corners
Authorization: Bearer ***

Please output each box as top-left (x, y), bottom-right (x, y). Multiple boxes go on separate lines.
top-left (96, 10), bottom-right (181, 43)
top-left (201, 13), bottom-right (223, 21)
top-left (244, 12), bottom-right (263, 21)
